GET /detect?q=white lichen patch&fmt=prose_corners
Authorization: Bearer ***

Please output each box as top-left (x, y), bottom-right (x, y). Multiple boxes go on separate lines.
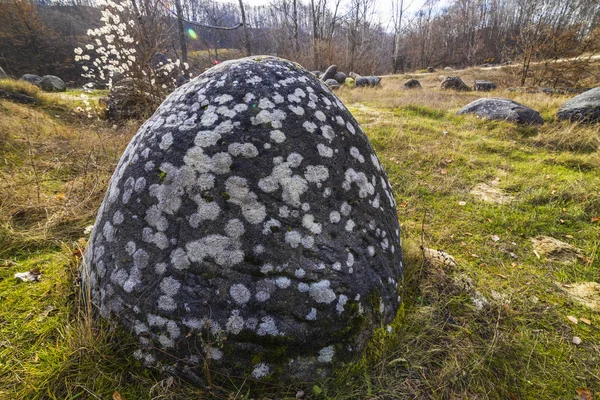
top-left (318, 345), bottom-right (334, 363)
top-left (229, 283), bottom-right (251, 305)
top-left (302, 214), bottom-right (322, 234)
top-left (309, 280), bottom-right (336, 304)
top-left (251, 363), bottom-right (270, 379)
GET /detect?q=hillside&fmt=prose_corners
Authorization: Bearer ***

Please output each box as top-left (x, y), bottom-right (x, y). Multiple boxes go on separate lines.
top-left (0, 70), bottom-right (599, 399)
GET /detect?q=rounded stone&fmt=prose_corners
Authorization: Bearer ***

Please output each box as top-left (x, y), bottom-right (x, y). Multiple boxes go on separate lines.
top-left (557, 86), bottom-right (600, 123)
top-left (473, 80), bottom-right (497, 92)
top-left (457, 97), bottom-right (544, 125)
top-left (39, 75), bottom-right (66, 92)
top-left (83, 56), bottom-right (402, 385)
top-left (403, 79), bottom-right (421, 89)
top-left (440, 76), bottom-right (471, 91)
top-left (20, 74), bottom-right (43, 86)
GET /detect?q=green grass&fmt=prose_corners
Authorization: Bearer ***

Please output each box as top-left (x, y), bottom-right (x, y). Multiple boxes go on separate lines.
top-left (0, 74), bottom-right (599, 399)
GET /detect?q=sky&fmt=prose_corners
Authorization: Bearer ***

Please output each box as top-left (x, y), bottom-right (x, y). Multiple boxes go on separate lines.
top-left (218, 0), bottom-right (435, 28)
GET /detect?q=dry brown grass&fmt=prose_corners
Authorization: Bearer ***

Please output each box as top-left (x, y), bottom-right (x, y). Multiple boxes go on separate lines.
top-left (0, 99), bottom-right (135, 256)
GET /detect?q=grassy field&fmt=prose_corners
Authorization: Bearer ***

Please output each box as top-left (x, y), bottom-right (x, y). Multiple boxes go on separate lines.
top-left (0, 69), bottom-right (599, 399)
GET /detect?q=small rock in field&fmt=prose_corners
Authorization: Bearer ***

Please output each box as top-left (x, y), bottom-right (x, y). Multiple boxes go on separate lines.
top-left (572, 336), bottom-right (582, 345)
top-left (423, 248), bottom-right (458, 269)
top-left (470, 183), bottom-right (514, 204)
top-left (531, 236), bottom-right (583, 264)
top-left (559, 282), bottom-right (600, 311)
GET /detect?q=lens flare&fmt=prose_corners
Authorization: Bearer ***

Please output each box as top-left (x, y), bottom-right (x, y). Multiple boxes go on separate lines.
top-left (188, 29), bottom-right (198, 40)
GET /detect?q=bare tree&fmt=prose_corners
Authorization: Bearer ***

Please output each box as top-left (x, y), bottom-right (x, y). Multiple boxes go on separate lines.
top-left (238, 0), bottom-right (251, 56)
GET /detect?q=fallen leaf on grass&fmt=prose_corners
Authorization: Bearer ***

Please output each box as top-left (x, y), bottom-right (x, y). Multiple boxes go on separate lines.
top-left (400, 202), bottom-right (408, 208)
top-left (580, 317), bottom-right (591, 325)
top-left (491, 235), bottom-right (500, 242)
top-left (496, 273), bottom-right (508, 279)
top-left (567, 315), bottom-right (578, 324)
top-left (591, 217), bottom-right (600, 223)
top-left (458, 201), bottom-right (467, 206)
top-left (113, 392), bottom-right (127, 400)
top-left (576, 387), bottom-right (592, 400)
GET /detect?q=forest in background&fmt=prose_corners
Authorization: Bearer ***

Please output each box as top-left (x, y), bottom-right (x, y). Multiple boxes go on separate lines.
top-left (1, 0), bottom-right (599, 86)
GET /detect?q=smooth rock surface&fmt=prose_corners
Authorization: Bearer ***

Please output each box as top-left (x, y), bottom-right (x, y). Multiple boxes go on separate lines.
top-left (83, 56), bottom-right (402, 384)
top-left (557, 86), bottom-right (600, 123)
top-left (474, 80), bottom-right (497, 91)
top-left (333, 71), bottom-right (347, 84)
top-left (440, 76), bottom-right (470, 91)
top-left (321, 65), bottom-right (338, 81)
top-left (20, 74), bottom-right (43, 86)
top-left (403, 79), bottom-right (421, 89)
top-left (324, 78), bottom-right (341, 89)
top-left (457, 97), bottom-right (544, 125)
top-left (39, 75), bottom-right (66, 92)
top-left (355, 76), bottom-right (381, 87)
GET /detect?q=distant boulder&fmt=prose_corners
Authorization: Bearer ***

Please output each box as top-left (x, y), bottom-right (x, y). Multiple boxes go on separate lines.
top-left (427, 67), bottom-right (435, 73)
top-left (444, 67), bottom-right (453, 71)
top-left (367, 76), bottom-right (381, 86)
top-left (457, 98), bottom-right (544, 125)
top-left (39, 75), bottom-right (66, 92)
top-left (349, 72), bottom-right (360, 80)
top-left (440, 76), bottom-right (470, 91)
top-left (321, 65), bottom-right (338, 81)
top-left (333, 71), bottom-right (347, 84)
top-left (0, 66), bottom-right (7, 79)
top-left (311, 70), bottom-right (323, 78)
top-left (403, 79), bottom-right (421, 89)
top-left (556, 86), bottom-right (600, 123)
top-left (356, 76), bottom-right (381, 87)
top-left (20, 74), bottom-right (43, 86)
top-left (474, 80), bottom-right (497, 91)
top-left (324, 78), bottom-right (341, 89)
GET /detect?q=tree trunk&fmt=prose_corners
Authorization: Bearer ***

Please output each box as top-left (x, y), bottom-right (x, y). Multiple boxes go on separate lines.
top-left (292, 0), bottom-right (299, 53)
top-left (174, 0), bottom-right (187, 63)
top-left (238, 0), bottom-right (251, 56)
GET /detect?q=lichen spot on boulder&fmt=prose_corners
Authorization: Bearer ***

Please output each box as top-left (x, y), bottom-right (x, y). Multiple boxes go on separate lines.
top-left (82, 55), bottom-right (403, 385)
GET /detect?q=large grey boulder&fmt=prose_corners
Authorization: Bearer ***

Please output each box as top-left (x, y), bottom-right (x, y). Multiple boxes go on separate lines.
top-left (440, 76), bottom-right (470, 91)
top-left (356, 76), bottom-right (381, 87)
top-left (20, 74), bottom-right (43, 86)
top-left (557, 86), bottom-right (600, 123)
top-left (321, 64), bottom-right (338, 81)
top-left (333, 71), bottom-right (347, 84)
top-left (457, 97), bottom-right (544, 125)
top-left (324, 78), bottom-right (341, 89)
top-left (83, 56), bottom-right (403, 385)
top-left (403, 79), bottom-right (421, 89)
top-left (39, 75), bottom-right (66, 92)
top-left (474, 80), bottom-right (497, 91)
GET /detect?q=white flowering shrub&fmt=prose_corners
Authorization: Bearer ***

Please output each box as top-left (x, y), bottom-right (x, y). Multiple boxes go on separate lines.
top-left (75, 0), bottom-right (189, 120)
